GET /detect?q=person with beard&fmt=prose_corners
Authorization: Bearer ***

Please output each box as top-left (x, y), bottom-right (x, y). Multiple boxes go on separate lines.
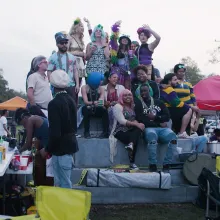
top-left (134, 84), bottom-right (177, 172)
top-left (47, 32), bottom-right (79, 102)
top-left (160, 73), bottom-right (199, 138)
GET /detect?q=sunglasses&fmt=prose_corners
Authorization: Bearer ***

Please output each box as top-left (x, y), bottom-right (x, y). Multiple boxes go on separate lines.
top-left (178, 65), bottom-right (185, 69)
top-left (59, 41), bottom-right (68, 45)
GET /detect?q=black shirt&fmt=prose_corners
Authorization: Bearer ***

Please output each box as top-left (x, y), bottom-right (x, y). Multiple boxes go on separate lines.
top-left (47, 92), bottom-right (79, 156)
top-left (134, 98), bottom-right (170, 127)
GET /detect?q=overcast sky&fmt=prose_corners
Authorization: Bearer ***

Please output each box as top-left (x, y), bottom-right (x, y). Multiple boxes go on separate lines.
top-left (1, 0), bottom-right (220, 92)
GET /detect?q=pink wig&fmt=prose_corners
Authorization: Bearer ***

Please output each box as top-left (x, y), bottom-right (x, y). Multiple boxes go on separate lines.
top-left (118, 89), bottom-right (134, 107)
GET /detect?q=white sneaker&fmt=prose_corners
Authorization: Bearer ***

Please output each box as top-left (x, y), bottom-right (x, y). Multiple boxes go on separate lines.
top-left (125, 143), bottom-right (133, 151)
top-left (130, 163), bottom-right (139, 170)
top-left (190, 132), bottom-right (198, 138)
top-left (177, 132), bottom-right (190, 139)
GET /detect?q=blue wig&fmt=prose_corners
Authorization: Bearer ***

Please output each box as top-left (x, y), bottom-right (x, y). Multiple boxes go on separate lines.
top-left (91, 24), bottom-right (106, 42)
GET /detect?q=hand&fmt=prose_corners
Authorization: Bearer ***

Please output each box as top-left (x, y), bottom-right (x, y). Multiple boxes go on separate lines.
top-left (191, 106), bottom-right (200, 113)
top-left (115, 20), bottom-right (122, 26)
top-left (142, 24), bottom-right (151, 30)
top-left (105, 101), bottom-right (110, 108)
top-left (94, 101), bottom-right (98, 106)
top-left (147, 112), bottom-right (156, 120)
top-left (160, 122), bottom-right (167, 128)
top-left (75, 85), bottom-right (79, 94)
top-left (39, 148), bottom-right (48, 159)
top-left (90, 44), bottom-right (96, 53)
top-left (83, 17), bottom-right (90, 23)
top-left (7, 132), bottom-right (11, 137)
top-left (136, 123), bottom-right (145, 131)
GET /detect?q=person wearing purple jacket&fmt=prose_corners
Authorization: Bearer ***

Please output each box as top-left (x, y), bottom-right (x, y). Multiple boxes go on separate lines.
top-left (135, 25), bottom-right (161, 78)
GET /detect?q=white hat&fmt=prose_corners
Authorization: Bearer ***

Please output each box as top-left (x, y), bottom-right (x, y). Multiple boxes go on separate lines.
top-left (50, 70), bottom-right (70, 89)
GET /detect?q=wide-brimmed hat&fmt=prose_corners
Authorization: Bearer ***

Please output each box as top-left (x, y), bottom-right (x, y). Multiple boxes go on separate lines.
top-left (119, 35), bottom-right (131, 45)
top-left (50, 70), bottom-right (70, 89)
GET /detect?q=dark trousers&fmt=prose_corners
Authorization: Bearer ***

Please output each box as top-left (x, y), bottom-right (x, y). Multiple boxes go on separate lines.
top-left (114, 127), bottom-right (142, 163)
top-left (82, 106), bottom-right (109, 133)
top-left (34, 153), bottom-right (54, 186)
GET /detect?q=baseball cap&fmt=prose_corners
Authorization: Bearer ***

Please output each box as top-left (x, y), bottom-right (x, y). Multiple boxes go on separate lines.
top-left (55, 32), bottom-right (68, 44)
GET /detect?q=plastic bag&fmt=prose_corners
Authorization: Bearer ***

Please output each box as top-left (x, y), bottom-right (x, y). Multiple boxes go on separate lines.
top-left (46, 157), bottom-right (53, 177)
top-left (36, 186), bottom-right (91, 220)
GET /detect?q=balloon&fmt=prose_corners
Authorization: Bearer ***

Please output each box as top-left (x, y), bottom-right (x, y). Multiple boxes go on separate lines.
top-left (86, 72), bottom-right (104, 89)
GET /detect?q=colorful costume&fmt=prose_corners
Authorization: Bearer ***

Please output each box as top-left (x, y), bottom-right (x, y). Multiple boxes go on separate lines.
top-left (110, 23), bottom-right (138, 88)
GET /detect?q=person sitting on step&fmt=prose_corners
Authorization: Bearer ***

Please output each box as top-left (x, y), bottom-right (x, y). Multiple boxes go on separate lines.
top-left (160, 73), bottom-right (199, 138)
top-left (112, 89), bottom-right (144, 169)
top-left (134, 84), bottom-right (177, 172)
top-left (81, 73), bottom-right (109, 138)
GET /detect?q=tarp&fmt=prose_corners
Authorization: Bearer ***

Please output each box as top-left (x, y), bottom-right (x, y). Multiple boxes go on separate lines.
top-left (194, 75), bottom-right (220, 110)
top-left (0, 96), bottom-right (27, 111)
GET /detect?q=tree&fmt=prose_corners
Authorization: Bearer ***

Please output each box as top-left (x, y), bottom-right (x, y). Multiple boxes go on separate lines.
top-left (209, 45), bottom-right (220, 64)
top-left (0, 69), bottom-right (26, 103)
top-left (180, 57), bottom-right (205, 85)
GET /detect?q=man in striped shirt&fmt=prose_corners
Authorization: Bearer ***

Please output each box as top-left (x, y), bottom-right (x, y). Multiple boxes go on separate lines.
top-left (160, 73), bottom-right (199, 138)
top-left (173, 64), bottom-right (196, 106)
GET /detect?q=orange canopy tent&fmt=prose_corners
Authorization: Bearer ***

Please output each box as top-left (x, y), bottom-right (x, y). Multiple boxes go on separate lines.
top-left (0, 96), bottom-right (27, 111)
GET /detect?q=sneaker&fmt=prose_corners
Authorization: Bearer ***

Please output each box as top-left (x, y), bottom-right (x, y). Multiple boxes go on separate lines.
top-left (162, 164), bottom-right (170, 173)
top-left (125, 143), bottom-right (133, 151)
top-left (130, 163), bottom-right (139, 170)
top-left (149, 164), bottom-right (158, 172)
top-left (75, 133), bottom-right (81, 138)
top-left (84, 132), bottom-right (91, 139)
top-left (177, 131), bottom-right (190, 139)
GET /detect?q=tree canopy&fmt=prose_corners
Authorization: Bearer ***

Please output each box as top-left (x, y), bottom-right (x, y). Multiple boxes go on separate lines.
top-left (0, 70), bottom-right (26, 103)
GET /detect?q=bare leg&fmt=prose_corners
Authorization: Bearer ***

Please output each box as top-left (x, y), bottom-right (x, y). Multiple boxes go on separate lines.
top-left (180, 108), bottom-right (192, 134)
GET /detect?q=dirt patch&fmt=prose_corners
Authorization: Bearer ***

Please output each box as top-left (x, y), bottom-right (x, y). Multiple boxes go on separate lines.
top-left (90, 203), bottom-right (205, 220)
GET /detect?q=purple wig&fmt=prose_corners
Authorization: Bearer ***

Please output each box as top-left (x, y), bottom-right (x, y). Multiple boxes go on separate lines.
top-left (137, 27), bottom-right (151, 38)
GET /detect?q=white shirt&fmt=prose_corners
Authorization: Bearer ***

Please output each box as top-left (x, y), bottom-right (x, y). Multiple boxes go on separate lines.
top-left (0, 116), bottom-right (7, 136)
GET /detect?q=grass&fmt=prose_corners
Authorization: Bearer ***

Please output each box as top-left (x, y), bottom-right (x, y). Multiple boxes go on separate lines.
top-left (90, 203), bottom-right (206, 220)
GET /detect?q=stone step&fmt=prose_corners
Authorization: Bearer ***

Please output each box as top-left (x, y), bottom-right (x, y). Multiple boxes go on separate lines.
top-left (75, 138), bottom-right (194, 168)
top-left (72, 185), bottom-right (198, 204)
top-left (71, 168), bottom-right (189, 186)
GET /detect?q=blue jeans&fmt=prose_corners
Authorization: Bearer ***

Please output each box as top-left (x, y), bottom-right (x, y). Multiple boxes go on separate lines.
top-left (52, 154), bottom-right (74, 189)
top-left (144, 128), bottom-right (177, 165)
top-left (192, 136), bottom-right (208, 153)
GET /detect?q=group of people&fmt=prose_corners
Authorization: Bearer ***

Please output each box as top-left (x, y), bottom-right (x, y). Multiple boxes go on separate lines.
top-left (6, 17), bottom-right (209, 188)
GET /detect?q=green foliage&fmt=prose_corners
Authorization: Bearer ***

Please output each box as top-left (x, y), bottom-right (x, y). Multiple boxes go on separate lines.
top-left (0, 71), bottom-right (26, 103)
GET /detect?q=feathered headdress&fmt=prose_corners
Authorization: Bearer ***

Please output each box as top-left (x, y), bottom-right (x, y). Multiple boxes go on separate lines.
top-left (74, 17), bottom-right (81, 25)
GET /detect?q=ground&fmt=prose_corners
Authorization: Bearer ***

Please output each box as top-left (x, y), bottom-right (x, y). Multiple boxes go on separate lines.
top-left (90, 203), bottom-right (206, 220)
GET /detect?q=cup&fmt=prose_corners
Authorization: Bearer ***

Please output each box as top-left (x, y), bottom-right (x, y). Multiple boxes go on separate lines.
top-left (20, 156), bottom-right (28, 166)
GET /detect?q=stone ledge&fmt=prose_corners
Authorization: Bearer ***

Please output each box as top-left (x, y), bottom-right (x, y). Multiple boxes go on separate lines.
top-left (75, 138), bottom-right (194, 168)
top-left (72, 185), bottom-right (198, 204)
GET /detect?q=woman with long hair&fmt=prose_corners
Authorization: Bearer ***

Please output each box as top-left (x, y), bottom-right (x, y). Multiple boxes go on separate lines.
top-left (68, 18), bottom-right (86, 83)
top-left (102, 69), bottom-right (125, 130)
top-left (85, 24), bottom-right (110, 76)
top-left (112, 89), bottom-right (144, 169)
top-left (110, 21), bottom-right (138, 89)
